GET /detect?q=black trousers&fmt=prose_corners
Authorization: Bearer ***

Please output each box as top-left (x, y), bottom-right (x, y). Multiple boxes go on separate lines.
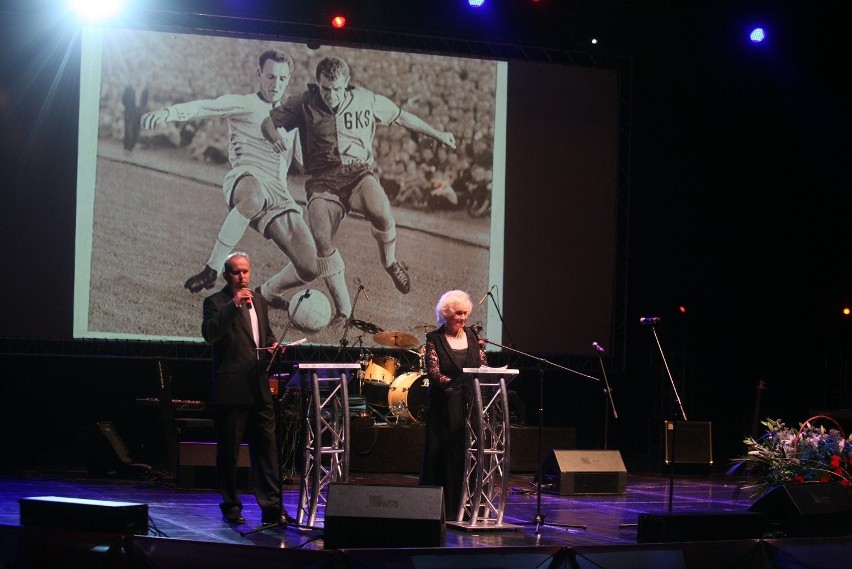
top-left (214, 402), bottom-right (281, 517)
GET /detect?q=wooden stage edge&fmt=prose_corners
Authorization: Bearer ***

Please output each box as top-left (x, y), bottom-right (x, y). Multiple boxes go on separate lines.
top-left (349, 424), bottom-right (576, 473)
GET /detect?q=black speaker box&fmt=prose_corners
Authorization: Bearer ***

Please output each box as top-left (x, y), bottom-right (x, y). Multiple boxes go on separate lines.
top-left (19, 496), bottom-right (149, 535)
top-left (748, 483), bottom-right (852, 537)
top-left (664, 421), bottom-right (713, 466)
top-left (537, 450), bottom-right (627, 495)
top-left (637, 511), bottom-right (767, 543)
top-left (324, 483), bottom-right (445, 549)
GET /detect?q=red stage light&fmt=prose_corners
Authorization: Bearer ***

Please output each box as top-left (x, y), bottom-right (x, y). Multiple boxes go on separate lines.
top-left (331, 15), bottom-right (346, 29)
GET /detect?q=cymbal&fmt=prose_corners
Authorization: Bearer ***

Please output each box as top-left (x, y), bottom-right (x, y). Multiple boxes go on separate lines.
top-left (373, 330), bottom-right (420, 348)
top-left (413, 323), bottom-right (436, 334)
top-left (350, 319), bottom-right (383, 335)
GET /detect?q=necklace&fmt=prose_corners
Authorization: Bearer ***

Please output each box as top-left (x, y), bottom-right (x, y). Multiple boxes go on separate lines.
top-left (445, 327), bottom-right (464, 340)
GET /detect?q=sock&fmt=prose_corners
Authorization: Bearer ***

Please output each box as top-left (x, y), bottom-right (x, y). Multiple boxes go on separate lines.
top-left (317, 250), bottom-right (351, 316)
top-left (206, 209), bottom-right (250, 271)
top-left (371, 221), bottom-right (397, 268)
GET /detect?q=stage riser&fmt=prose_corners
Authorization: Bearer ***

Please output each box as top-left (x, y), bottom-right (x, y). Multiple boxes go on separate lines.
top-left (6, 525), bottom-right (852, 568)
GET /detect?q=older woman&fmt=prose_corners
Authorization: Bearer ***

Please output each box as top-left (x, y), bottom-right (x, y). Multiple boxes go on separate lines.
top-left (419, 290), bottom-right (488, 519)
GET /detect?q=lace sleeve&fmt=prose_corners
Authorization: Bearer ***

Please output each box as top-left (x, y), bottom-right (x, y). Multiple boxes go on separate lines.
top-left (425, 337), bottom-right (452, 385)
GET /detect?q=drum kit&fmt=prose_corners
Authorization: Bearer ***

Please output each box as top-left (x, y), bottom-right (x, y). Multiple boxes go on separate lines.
top-left (352, 320), bottom-right (436, 424)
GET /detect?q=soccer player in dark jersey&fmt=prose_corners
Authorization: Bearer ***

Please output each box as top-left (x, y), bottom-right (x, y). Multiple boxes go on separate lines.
top-left (260, 56), bottom-right (456, 324)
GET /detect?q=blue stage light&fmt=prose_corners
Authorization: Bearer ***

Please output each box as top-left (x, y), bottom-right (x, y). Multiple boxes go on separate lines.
top-left (468, 0), bottom-right (486, 7)
top-left (749, 27), bottom-right (766, 43)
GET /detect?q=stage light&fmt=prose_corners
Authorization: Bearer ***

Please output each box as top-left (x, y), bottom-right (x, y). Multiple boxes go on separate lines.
top-left (468, 0), bottom-right (486, 7)
top-left (331, 15), bottom-right (347, 28)
top-left (749, 27), bottom-right (766, 43)
top-left (68, 0), bottom-right (124, 22)
top-left (843, 307), bottom-right (850, 316)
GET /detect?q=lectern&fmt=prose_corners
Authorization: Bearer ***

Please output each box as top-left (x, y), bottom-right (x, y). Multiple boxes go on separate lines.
top-left (448, 366), bottom-right (519, 531)
top-left (289, 362), bottom-right (360, 527)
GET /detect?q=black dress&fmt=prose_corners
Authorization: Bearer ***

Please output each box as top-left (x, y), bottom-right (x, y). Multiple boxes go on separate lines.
top-left (419, 326), bottom-right (487, 519)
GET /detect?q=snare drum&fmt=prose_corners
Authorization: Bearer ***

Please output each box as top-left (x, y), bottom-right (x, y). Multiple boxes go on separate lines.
top-left (364, 355), bottom-right (398, 384)
top-left (388, 372), bottom-right (430, 423)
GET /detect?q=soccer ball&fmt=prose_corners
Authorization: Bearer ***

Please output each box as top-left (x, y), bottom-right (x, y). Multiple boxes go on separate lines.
top-left (288, 288), bottom-right (332, 333)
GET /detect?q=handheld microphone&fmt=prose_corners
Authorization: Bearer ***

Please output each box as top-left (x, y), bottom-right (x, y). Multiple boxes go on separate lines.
top-left (639, 317), bottom-right (660, 325)
top-left (300, 289), bottom-right (311, 300)
top-left (478, 284), bottom-right (496, 305)
top-left (242, 284), bottom-right (252, 309)
top-left (592, 341), bottom-right (605, 353)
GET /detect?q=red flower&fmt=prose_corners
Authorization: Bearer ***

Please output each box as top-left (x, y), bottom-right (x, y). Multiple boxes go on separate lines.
top-left (831, 455), bottom-right (841, 468)
top-left (842, 479), bottom-right (851, 488)
top-left (820, 476), bottom-right (830, 483)
top-left (793, 476), bottom-right (805, 484)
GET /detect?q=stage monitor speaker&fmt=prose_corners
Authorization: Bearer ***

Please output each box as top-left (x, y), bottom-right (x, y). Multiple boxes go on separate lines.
top-left (76, 421), bottom-right (134, 477)
top-left (19, 496), bottom-right (149, 535)
top-left (324, 483), bottom-right (445, 549)
top-left (636, 511), bottom-right (767, 543)
top-left (664, 421), bottom-right (713, 465)
top-left (536, 450), bottom-right (627, 495)
top-left (748, 482), bottom-right (852, 537)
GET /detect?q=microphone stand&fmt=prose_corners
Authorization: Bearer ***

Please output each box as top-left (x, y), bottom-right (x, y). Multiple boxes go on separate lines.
top-left (266, 289), bottom-right (311, 374)
top-left (481, 287), bottom-right (516, 347)
top-left (594, 345), bottom-right (619, 450)
top-left (482, 338), bottom-right (599, 533)
top-left (338, 279), bottom-right (367, 350)
top-left (645, 322), bottom-right (687, 514)
top-left (242, 290), bottom-right (314, 537)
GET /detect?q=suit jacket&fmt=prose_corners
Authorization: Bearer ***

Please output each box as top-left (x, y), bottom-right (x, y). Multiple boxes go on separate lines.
top-left (202, 286), bottom-right (277, 406)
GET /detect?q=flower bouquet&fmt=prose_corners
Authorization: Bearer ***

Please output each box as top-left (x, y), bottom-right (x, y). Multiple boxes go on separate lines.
top-left (730, 416), bottom-right (852, 499)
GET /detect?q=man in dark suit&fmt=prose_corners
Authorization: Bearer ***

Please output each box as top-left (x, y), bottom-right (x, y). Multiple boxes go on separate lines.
top-left (202, 251), bottom-right (293, 526)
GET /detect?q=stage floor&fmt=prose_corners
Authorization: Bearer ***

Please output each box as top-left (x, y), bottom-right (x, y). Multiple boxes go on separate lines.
top-left (4, 465), bottom-right (852, 568)
top-left (1, 465), bottom-right (757, 549)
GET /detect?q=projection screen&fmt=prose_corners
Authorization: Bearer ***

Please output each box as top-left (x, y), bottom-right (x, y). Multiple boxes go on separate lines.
top-left (69, 24), bottom-right (620, 357)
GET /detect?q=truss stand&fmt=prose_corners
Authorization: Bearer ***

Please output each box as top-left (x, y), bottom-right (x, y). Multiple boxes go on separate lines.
top-left (447, 366), bottom-right (520, 532)
top-left (287, 363), bottom-right (360, 528)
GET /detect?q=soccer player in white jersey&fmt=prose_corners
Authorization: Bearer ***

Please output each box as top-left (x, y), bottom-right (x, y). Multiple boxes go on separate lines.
top-left (141, 49), bottom-right (318, 302)
top-left (260, 56), bottom-right (456, 324)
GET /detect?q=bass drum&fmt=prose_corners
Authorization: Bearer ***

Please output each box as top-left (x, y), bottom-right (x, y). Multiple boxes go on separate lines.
top-left (388, 372), bottom-right (430, 423)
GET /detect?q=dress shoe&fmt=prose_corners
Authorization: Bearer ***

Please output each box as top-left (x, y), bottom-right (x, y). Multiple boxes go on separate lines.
top-left (223, 509), bottom-right (245, 524)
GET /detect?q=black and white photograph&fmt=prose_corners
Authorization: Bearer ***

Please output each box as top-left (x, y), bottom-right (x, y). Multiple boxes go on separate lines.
top-left (76, 28), bottom-right (503, 345)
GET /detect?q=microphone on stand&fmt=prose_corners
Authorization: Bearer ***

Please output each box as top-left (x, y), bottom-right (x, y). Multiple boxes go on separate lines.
top-left (478, 284), bottom-right (496, 305)
top-left (471, 322), bottom-right (485, 347)
top-left (592, 341), bottom-right (605, 353)
top-left (639, 317), bottom-right (660, 325)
